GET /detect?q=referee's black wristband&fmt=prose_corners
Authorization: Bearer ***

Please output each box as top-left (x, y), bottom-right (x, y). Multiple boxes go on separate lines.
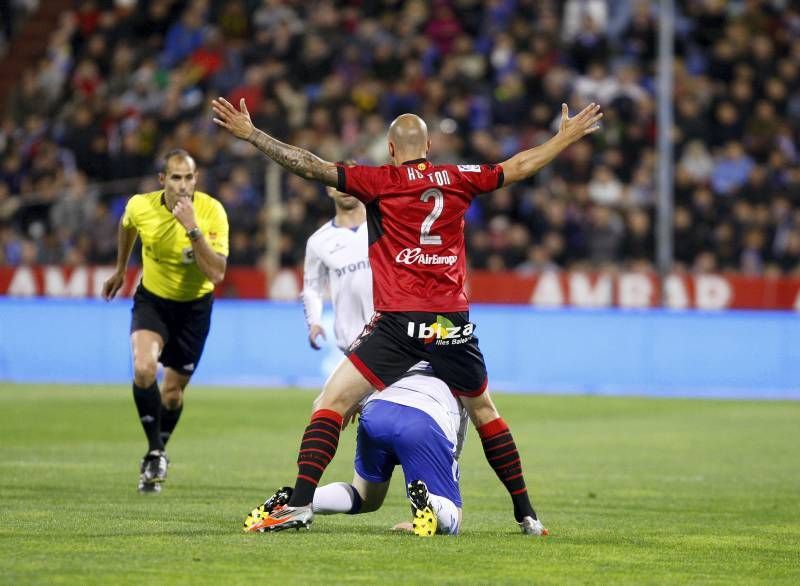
top-left (186, 227), bottom-right (202, 241)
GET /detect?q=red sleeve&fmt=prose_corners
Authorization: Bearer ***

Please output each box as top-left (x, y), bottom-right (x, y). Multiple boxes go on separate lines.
top-left (457, 164), bottom-right (505, 196)
top-left (337, 164), bottom-right (394, 203)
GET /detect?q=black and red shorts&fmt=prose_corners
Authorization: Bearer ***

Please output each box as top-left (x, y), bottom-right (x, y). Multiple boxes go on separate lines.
top-left (346, 311), bottom-right (488, 397)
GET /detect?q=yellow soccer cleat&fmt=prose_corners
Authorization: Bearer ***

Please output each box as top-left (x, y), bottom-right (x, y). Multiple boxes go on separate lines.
top-left (242, 504), bottom-right (266, 532)
top-left (407, 480), bottom-right (438, 537)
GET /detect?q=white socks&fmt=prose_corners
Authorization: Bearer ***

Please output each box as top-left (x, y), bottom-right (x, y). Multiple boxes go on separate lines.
top-left (312, 482), bottom-right (460, 535)
top-left (428, 492), bottom-right (460, 535)
top-left (312, 482), bottom-right (357, 514)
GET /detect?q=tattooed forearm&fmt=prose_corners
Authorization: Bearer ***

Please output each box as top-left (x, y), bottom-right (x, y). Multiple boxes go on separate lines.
top-left (247, 128), bottom-right (338, 187)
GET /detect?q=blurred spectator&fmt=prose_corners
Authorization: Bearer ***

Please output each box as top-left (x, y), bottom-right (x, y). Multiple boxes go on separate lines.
top-left (623, 209), bottom-right (653, 263)
top-left (228, 229), bottom-right (260, 266)
top-left (777, 230), bottom-right (800, 274)
top-left (0, 0), bottom-right (799, 281)
top-left (711, 141), bottom-right (754, 195)
top-left (678, 140), bottom-right (714, 183)
top-left (0, 1), bottom-right (38, 55)
top-left (562, 0), bottom-right (608, 44)
top-left (588, 165), bottom-right (624, 206)
top-left (161, 6), bottom-right (205, 69)
top-left (586, 206), bottom-right (624, 266)
top-left (49, 171), bottom-right (97, 240)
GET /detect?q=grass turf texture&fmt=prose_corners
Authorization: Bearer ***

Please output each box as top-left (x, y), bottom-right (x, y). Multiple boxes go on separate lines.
top-left (1, 385), bottom-right (799, 585)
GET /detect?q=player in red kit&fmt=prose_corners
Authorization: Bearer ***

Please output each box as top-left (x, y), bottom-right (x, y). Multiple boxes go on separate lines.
top-left (213, 97), bottom-right (602, 535)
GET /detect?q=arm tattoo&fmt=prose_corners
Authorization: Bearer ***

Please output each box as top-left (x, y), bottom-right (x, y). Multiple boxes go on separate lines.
top-left (247, 128), bottom-right (338, 187)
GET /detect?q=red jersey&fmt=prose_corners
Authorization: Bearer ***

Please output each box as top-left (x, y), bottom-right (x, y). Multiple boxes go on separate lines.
top-left (337, 159), bottom-right (504, 312)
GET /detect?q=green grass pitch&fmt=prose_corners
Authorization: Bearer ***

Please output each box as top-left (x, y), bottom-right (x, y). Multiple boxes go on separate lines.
top-left (1, 384), bottom-right (799, 584)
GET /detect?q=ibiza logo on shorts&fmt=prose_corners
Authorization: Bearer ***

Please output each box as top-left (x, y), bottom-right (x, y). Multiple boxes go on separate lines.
top-left (407, 315), bottom-right (474, 346)
top-left (395, 247), bottom-right (458, 266)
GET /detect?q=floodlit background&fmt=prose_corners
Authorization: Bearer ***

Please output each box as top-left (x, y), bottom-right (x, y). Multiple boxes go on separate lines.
top-left (1, 0), bottom-right (799, 395)
top-left (1, 3), bottom-right (799, 583)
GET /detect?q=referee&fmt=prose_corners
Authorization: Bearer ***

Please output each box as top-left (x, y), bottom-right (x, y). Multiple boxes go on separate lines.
top-left (102, 149), bottom-right (229, 493)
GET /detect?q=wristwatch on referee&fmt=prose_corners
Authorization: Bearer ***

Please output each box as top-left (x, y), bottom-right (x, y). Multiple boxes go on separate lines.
top-left (186, 227), bottom-right (202, 241)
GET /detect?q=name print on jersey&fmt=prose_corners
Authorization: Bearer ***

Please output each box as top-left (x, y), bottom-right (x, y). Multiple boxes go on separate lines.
top-left (406, 167), bottom-right (452, 187)
top-left (395, 247), bottom-right (458, 266)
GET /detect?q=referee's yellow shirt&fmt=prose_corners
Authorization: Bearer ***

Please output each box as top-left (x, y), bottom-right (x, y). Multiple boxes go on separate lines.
top-left (122, 190), bottom-right (229, 301)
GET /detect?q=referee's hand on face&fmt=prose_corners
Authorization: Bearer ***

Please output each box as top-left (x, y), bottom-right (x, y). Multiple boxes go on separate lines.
top-left (172, 197), bottom-right (197, 231)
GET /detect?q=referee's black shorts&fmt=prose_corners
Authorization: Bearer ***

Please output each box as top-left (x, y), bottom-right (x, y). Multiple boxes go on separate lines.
top-left (130, 284), bottom-right (213, 376)
top-left (346, 310), bottom-right (488, 397)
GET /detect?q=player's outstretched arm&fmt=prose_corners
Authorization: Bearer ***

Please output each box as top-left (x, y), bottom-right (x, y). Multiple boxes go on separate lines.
top-left (212, 97), bottom-right (338, 187)
top-left (501, 103), bottom-right (602, 186)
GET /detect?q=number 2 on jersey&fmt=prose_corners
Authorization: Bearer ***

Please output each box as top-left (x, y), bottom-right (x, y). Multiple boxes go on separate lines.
top-left (420, 188), bottom-right (443, 245)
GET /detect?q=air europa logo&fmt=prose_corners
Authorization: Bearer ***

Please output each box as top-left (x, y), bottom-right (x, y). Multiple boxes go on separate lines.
top-left (395, 248), bottom-right (458, 266)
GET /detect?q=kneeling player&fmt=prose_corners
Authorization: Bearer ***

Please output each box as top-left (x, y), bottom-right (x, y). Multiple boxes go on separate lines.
top-left (214, 97), bottom-right (600, 534)
top-left (245, 365), bottom-right (493, 536)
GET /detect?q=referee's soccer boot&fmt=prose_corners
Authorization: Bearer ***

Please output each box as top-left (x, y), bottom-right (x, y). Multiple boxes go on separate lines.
top-left (519, 516), bottom-right (549, 536)
top-left (242, 486), bottom-right (293, 531)
top-left (243, 503), bottom-right (313, 533)
top-left (407, 480), bottom-right (438, 537)
top-left (137, 450), bottom-right (168, 494)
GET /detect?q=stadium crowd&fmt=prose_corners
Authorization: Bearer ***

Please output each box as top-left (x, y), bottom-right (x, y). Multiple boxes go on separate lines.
top-left (1, 0), bottom-right (800, 277)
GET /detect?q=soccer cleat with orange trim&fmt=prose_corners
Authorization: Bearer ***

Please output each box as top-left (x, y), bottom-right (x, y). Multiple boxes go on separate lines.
top-left (243, 504), bottom-right (313, 533)
top-left (519, 516), bottom-right (549, 536)
top-left (242, 486), bottom-right (295, 532)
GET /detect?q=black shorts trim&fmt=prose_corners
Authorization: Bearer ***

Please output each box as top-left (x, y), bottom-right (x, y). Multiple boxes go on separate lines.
top-left (348, 353), bottom-right (386, 390)
top-left (130, 284), bottom-right (213, 376)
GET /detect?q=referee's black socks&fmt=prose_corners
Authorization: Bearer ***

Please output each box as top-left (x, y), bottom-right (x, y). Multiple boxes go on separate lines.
top-left (133, 382), bottom-right (164, 452)
top-left (159, 403), bottom-right (183, 448)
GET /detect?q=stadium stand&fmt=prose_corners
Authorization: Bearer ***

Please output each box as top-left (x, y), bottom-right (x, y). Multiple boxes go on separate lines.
top-left (1, 0), bottom-right (799, 277)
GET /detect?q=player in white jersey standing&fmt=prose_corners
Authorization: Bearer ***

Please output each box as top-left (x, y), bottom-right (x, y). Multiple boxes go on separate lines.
top-left (302, 181), bottom-right (373, 352)
top-left (245, 364), bottom-right (470, 536)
